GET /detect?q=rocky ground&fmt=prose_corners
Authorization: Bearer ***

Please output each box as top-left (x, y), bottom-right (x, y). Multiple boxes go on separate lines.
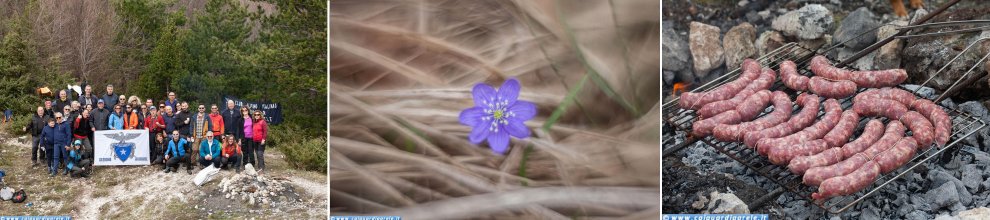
top-left (663, 0), bottom-right (990, 218)
top-left (0, 130), bottom-right (327, 219)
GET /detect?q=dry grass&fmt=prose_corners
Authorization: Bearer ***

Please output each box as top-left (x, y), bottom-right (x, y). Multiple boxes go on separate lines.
top-left (330, 0), bottom-right (660, 218)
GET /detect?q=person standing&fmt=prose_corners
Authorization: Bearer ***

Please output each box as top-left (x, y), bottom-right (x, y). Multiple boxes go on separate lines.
top-left (102, 84), bottom-right (117, 111)
top-left (198, 132), bottom-right (221, 168)
top-left (73, 109), bottom-right (94, 157)
top-left (251, 110), bottom-right (268, 173)
top-left (164, 130), bottom-right (193, 174)
top-left (209, 105), bottom-right (224, 140)
top-left (39, 118), bottom-right (56, 176)
top-left (53, 90), bottom-right (71, 113)
top-left (125, 105), bottom-right (140, 130)
top-left (163, 106), bottom-right (177, 135)
top-left (25, 106), bottom-right (49, 166)
top-left (108, 105), bottom-right (125, 130)
top-left (189, 104), bottom-right (212, 164)
top-left (43, 100), bottom-right (55, 118)
top-left (165, 92), bottom-right (179, 112)
top-left (220, 135), bottom-right (242, 173)
top-left (78, 85), bottom-right (98, 108)
top-left (53, 112), bottom-right (72, 176)
top-left (91, 100), bottom-right (110, 130)
top-left (146, 107), bottom-right (165, 159)
top-left (240, 107), bottom-right (255, 167)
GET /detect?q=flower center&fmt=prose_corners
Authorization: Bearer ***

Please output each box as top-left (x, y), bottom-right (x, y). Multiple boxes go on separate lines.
top-left (493, 110), bottom-right (504, 119)
top-left (483, 98), bottom-right (513, 132)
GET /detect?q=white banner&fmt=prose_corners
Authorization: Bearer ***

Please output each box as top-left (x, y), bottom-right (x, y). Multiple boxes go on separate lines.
top-left (94, 130), bottom-right (150, 166)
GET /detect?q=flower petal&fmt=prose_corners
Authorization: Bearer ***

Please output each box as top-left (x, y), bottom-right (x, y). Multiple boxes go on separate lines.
top-left (497, 78), bottom-right (521, 106)
top-left (472, 83), bottom-right (497, 108)
top-left (458, 107), bottom-right (487, 127)
top-left (487, 127), bottom-right (510, 154)
top-left (468, 123), bottom-right (490, 144)
top-left (508, 101), bottom-right (537, 121)
top-left (505, 119), bottom-right (530, 138)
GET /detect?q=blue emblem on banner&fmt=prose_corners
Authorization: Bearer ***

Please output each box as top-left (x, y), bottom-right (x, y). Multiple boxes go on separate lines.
top-left (113, 143), bottom-right (134, 162)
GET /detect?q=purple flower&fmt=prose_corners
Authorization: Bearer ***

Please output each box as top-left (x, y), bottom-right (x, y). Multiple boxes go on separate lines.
top-left (459, 78), bottom-right (537, 154)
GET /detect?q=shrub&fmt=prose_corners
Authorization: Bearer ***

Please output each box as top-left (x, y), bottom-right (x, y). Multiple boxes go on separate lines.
top-left (270, 123), bottom-right (326, 172)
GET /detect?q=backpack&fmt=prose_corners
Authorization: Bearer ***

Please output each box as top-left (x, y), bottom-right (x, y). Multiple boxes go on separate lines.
top-left (12, 189), bottom-right (26, 203)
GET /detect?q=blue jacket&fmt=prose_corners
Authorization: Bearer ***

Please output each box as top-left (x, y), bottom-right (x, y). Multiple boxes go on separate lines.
top-left (53, 121), bottom-right (72, 147)
top-left (165, 138), bottom-right (188, 158)
top-left (67, 149), bottom-right (82, 170)
top-left (199, 138), bottom-right (221, 158)
top-left (39, 125), bottom-right (56, 147)
top-left (163, 113), bottom-right (177, 134)
top-left (108, 112), bottom-right (124, 130)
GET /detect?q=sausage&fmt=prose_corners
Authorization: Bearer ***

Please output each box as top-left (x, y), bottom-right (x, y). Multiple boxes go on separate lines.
top-left (841, 119), bottom-right (885, 158)
top-left (899, 111), bottom-right (935, 148)
top-left (769, 139), bottom-right (828, 165)
top-left (679, 59), bottom-right (762, 109)
top-left (808, 76), bottom-right (857, 99)
top-left (803, 153), bottom-right (869, 186)
top-left (852, 98), bottom-right (908, 120)
top-left (810, 55), bottom-right (908, 88)
top-left (691, 111), bottom-right (743, 137)
top-left (788, 147), bottom-right (844, 175)
top-left (911, 99), bottom-right (951, 147)
top-left (849, 69), bottom-right (909, 88)
top-left (743, 93), bottom-right (820, 148)
top-left (757, 99), bottom-right (841, 156)
top-left (714, 91), bottom-right (792, 142)
top-left (874, 137), bottom-right (918, 174)
top-left (853, 87), bottom-right (916, 107)
top-left (812, 160), bottom-right (880, 200)
top-left (810, 55), bottom-right (853, 80)
top-left (823, 110), bottom-right (860, 148)
top-left (697, 68), bottom-right (777, 118)
top-left (861, 121), bottom-right (906, 159)
top-left (780, 60), bottom-right (809, 91)
top-left (735, 90), bottom-right (773, 121)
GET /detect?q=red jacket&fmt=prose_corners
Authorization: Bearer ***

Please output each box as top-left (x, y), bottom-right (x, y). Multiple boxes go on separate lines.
top-left (222, 142), bottom-right (241, 156)
top-left (145, 115), bottom-right (165, 134)
top-left (252, 119), bottom-right (268, 142)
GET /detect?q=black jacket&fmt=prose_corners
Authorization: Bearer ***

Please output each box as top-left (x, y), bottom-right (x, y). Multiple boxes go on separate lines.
top-left (221, 109), bottom-right (241, 137)
top-left (102, 93), bottom-right (118, 111)
top-left (91, 108), bottom-right (111, 130)
top-left (29, 114), bottom-right (49, 136)
top-left (175, 111), bottom-right (192, 136)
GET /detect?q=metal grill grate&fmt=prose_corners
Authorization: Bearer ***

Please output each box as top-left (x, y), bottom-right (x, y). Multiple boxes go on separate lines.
top-left (661, 43), bottom-right (988, 213)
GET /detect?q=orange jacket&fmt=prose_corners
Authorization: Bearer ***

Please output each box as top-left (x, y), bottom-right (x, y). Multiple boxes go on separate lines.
top-left (125, 112), bottom-right (141, 129)
top-left (209, 113), bottom-right (224, 136)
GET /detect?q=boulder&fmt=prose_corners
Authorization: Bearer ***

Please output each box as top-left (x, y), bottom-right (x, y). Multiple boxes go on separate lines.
top-left (704, 191), bottom-right (749, 214)
top-left (875, 20), bottom-right (909, 70)
top-left (722, 22), bottom-right (758, 69)
top-left (927, 182), bottom-right (961, 210)
top-left (663, 21), bottom-right (691, 72)
top-left (961, 164), bottom-right (983, 194)
top-left (755, 30), bottom-right (786, 56)
top-left (833, 7), bottom-right (879, 50)
top-left (771, 4), bottom-right (833, 40)
top-left (689, 22), bottom-right (725, 77)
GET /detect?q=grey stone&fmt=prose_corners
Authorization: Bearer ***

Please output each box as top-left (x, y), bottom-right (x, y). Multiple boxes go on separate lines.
top-left (799, 35), bottom-right (831, 51)
top-left (926, 182), bottom-right (961, 210)
top-left (244, 163), bottom-right (258, 177)
top-left (689, 22), bottom-right (724, 77)
top-left (722, 22), bottom-right (758, 69)
top-left (836, 46), bottom-right (875, 70)
top-left (704, 192), bottom-right (749, 214)
top-left (912, 195), bottom-right (932, 212)
top-left (755, 30), bottom-right (786, 56)
top-left (950, 202), bottom-right (966, 215)
top-left (961, 164), bottom-right (983, 193)
top-left (906, 210), bottom-right (930, 220)
top-left (771, 4), bottom-right (833, 40)
top-left (663, 21), bottom-right (691, 72)
top-left (860, 204), bottom-right (879, 220)
top-left (663, 70), bottom-right (676, 86)
top-left (901, 84), bottom-right (938, 100)
top-left (834, 7), bottom-right (879, 50)
top-left (875, 20), bottom-right (909, 70)
top-left (910, 9), bottom-right (929, 25)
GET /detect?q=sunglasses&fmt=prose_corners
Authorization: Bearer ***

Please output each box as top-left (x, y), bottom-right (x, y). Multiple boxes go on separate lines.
top-left (199, 107), bottom-right (205, 109)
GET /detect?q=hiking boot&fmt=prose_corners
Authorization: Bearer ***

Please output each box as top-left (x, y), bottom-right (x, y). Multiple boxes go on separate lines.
top-left (187, 169), bottom-right (193, 175)
top-left (32, 161), bottom-right (37, 167)
top-left (164, 167), bottom-right (171, 173)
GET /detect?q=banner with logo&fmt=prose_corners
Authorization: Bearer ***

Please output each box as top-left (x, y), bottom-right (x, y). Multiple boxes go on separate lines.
top-left (221, 96), bottom-right (283, 125)
top-left (94, 130), bottom-right (151, 166)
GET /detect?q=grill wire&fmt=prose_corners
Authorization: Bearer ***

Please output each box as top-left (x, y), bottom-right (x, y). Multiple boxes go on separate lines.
top-left (661, 42), bottom-right (988, 213)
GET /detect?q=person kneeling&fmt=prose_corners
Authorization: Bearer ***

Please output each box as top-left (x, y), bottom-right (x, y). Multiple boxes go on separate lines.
top-left (220, 135), bottom-right (242, 173)
top-left (198, 132), bottom-right (221, 169)
top-left (67, 140), bottom-right (91, 178)
top-left (164, 131), bottom-right (190, 173)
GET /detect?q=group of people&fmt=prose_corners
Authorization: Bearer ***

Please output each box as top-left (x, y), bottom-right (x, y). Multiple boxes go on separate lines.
top-left (25, 84), bottom-right (270, 177)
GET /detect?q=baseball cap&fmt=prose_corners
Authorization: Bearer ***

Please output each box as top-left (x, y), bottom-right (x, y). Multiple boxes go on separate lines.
top-left (73, 139), bottom-right (82, 146)
top-left (98, 99), bottom-right (105, 103)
